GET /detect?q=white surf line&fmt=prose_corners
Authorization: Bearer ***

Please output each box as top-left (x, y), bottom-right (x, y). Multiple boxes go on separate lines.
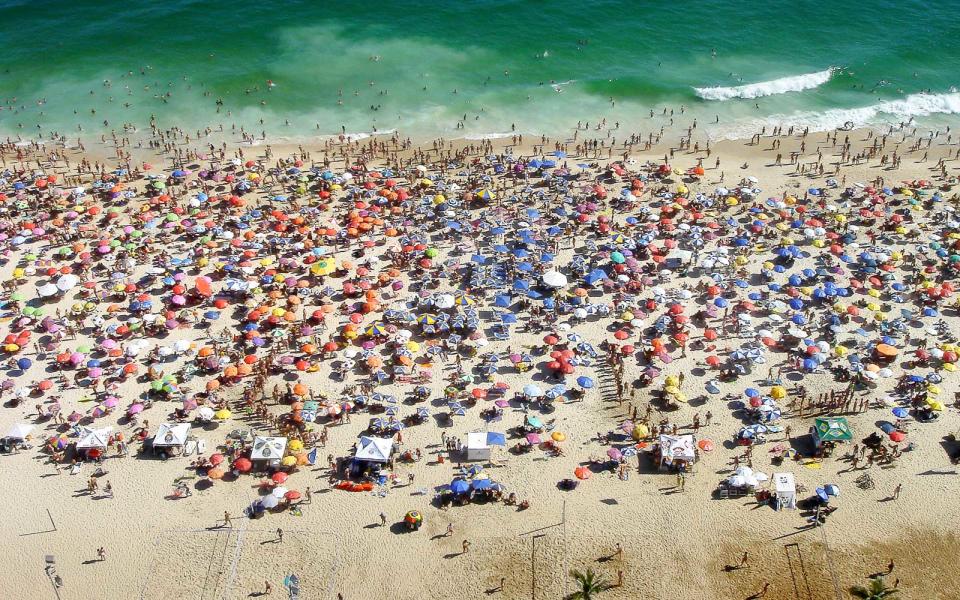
top-left (695, 68), bottom-right (834, 100)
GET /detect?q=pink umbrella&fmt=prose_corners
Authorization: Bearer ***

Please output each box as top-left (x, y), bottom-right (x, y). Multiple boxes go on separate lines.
top-left (127, 403), bottom-right (144, 414)
top-left (102, 397), bottom-right (119, 408)
top-left (607, 447), bottom-right (623, 460)
top-left (165, 319), bottom-right (179, 329)
top-left (88, 367), bottom-right (103, 379)
top-left (183, 398), bottom-right (198, 411)
top-left (91, 407), bottom-right (106, 418)
top-left (494, 400), bottom-right (509, 408)
top-left (67, 411), bottom-right (82, 422)
top-left (525, 433), bottom-right (542, 445)
top-left (620, 420), bottom-right (635, 434)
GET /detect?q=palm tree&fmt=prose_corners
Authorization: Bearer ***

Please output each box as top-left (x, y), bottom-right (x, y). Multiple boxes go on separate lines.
top-left (569, 568), bottom-right (607, 599)
top-left (850, 576), bottom-right (900, 599)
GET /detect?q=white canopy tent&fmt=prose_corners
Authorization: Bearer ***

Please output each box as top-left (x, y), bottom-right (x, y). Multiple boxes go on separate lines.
top-left (250, 436), bottom-right (287, 461)
top-left (354, 436), bottom-right (394, 463)
top-left (658, 434), bottom-right (696, 470)
top-left (153, 423), bottom-right (190, 448)
top-left (465, 432), bottom-right (491, 461)
top-left (773, 472), bottom-right (797, 510)
top-left (5, 423), bottom-right (34, 440)
top-left (76, 427), bottom-right (111, 450)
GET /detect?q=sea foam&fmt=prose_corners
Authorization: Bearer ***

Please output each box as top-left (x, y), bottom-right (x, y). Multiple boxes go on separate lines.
top-left (710, 92), bottom-right (960, 140)
top-left (695, 69), bottom-right (834, 101)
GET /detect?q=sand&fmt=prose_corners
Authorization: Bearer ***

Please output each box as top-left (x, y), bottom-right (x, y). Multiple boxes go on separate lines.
top-left (1, 120), bottom-right (960, 600)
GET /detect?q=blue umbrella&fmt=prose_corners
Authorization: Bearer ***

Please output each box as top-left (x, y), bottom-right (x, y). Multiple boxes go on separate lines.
top-left (450, 479), bottom-right (470, 494)
top-left (471, 479), bottom-right (492, 491)
top-left (576, 376), bottom-right (594, 389)
top-left (745, 388), bottom-right (760, 398)
top-left (714, 298), bottom-right (728, 308)
top-left (891, 407), bottom-right (908, 418)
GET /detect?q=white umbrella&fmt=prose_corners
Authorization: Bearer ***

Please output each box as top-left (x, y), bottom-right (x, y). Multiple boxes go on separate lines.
top-left (56, 274), bottom-right (80, 292)
top-left (435, 294), bottom-right (455, 309)
top-left (271, 486), bottom-right (289, 498)
top-left (37, 283), bottom-right (58, 298)
top-left (542, 270), bottom-right (568, 288)
top-left (197, 406), bottom-right (215, 421)
top-left (260, 494), bottom-right (280, 509)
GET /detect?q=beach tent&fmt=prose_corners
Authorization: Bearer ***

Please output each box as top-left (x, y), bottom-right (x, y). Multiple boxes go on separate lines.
top-left (466, 431), bottom-right (491, 461)
top-left (152, 423), bottom-right (190, 452)
top-left (658, 434), bottom-right (696, 470)
top-left (5, 423), bottom-right (34, 441)
top-left (773, 472), bottom-right (797, 510)
top-left (76, 427), bottom-right (111, 450)
top-left (354, 436), bottom-right (394, 463)
top-left (250, 436), bottom-right (287, 462)
top-left (810, 417), bottom-right (852, 448)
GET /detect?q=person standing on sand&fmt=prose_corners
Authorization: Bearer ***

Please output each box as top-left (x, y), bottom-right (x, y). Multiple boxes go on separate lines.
top-left (462, 540), bottom-right (471, 553)
top-left (892, 484), bottom-right (902, 500)
top-left (739, 551), bottom-right (749, 569)
top-left (263, 581), bottom-right (272, 595)
top-left (223, 511), bottom-right (232, 528)
top-left (446, 523), bottom-right (454, 537)
top-left (276, 528), bottom-right (283, 543)
top-left (97, 547), bottom-right (105, 561)
top-left (380, 512), bottom-right (387, 527)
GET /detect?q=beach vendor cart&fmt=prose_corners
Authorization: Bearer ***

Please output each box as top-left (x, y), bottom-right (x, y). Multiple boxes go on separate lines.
top-left (809, 417), bottom-right (852, 457)
top-left (151, 422), bottom-right (190, 458)
top-left (772, 472), bottom-right (797, 510)
top-left (466, 431), bottom-right (491, 462)
top-left (657, 434), bottom-right (696, 472)
top-left (250, 436), bottom-right (287, 469)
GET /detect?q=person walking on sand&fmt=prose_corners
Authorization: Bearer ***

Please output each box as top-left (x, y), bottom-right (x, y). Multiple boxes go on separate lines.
top-left (263, 580), bottom-right (272, 595)
top-left (276, 528), bottom-right (283, 543)
top-left (223, 511), bottom-right (232, 528)
top-left (97, 547), bottom-right (106, 561)
top-left (380, 512), bottom-right (387, 527)
top-left (739, 551), bottom-right (749, 569)
top-left (462, 539), bottom-right (471, 554)
top-left (446, 523), bottom-right (454, 537)
top-left (892, 483), bottom-right (902, 500)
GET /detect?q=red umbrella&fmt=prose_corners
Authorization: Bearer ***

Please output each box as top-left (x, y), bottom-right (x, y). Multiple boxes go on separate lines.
top-left (285, 490), bottom-right (302, 501)
top-left (574, 466), bottom-right (592, 480)
top-left (471, 388), bottom-right (487, 399)
top-left (271, 472), bottom-right (288, 484)
top-left (614, 330), bottom-right (629, 340)
top-left (889, 431), bottom-right (906, 442)
top-left (233, 458), bottom-right (253, 473)
top-left (210, 453), bottom-right (225, 466)
top-left (543, 334), bottom-right (559, 345)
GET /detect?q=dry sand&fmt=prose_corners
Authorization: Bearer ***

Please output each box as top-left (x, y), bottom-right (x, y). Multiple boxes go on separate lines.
top-left (1, 124), bottom-right (960, 600)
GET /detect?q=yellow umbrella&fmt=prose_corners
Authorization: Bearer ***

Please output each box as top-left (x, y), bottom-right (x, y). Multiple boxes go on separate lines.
top-left (551, 431), bottom-right (566, 442)
top-left (310, 258), bottom-right (336, 276)
top-left (770, 386), bottom-right (787, 399)
top-left (664, 385), bottom-right (681, 396)
top-left (406, 341), bottom-right (421, 352)
top-left (281, 455), bottom-right (297, 466)
top-left (214, 409), bottom-right (232, 420)
top-left (288, 439), bottom-right (304, 451)
top-left (631, 424), bottom-right (649, 441)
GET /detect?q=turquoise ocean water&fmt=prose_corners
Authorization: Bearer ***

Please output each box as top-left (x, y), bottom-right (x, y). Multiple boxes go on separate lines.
top-left (2, 0), bottom-right (960, 142)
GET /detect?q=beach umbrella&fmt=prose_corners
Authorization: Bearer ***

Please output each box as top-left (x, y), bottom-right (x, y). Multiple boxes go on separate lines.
top-left (574, 466), bottom-right (592, 480)
top-left (233, 458), bottom-right (252, 473)
top-left (450, 478), bottom-right (470, 494)
top-left (576, 376), bottom-right (594, 389)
